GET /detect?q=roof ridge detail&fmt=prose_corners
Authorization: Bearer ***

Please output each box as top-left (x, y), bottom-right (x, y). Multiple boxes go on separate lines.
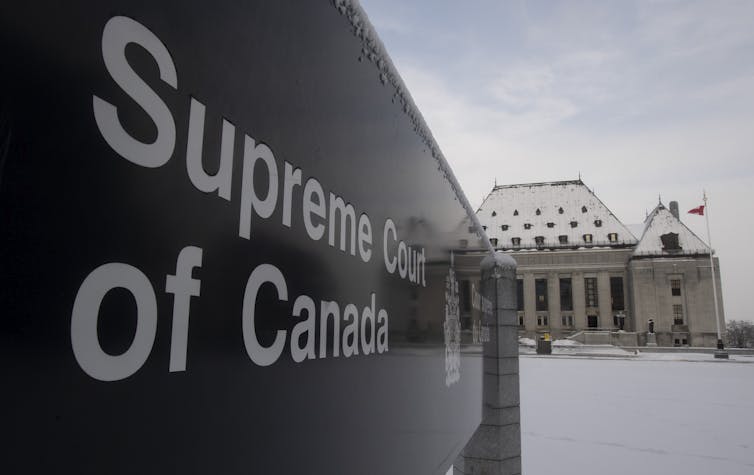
top-left (493, 179), bottom-right (584, 190)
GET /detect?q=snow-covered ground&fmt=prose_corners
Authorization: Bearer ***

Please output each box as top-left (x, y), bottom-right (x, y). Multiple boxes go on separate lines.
top-left (520, 355), bottom-right (754, 475)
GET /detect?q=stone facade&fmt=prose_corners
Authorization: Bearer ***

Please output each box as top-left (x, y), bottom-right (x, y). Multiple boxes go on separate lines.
top-left (456, 181), bottom-right (725, 348)
top-left (628, 256), bottom-right (723, 347)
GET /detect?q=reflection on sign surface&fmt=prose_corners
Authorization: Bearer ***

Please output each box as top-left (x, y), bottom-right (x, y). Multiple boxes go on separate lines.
top-left (0, 2), bottom-right (485, 473)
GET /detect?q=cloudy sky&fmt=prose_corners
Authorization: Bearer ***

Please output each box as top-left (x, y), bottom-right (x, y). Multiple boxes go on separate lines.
top-left (360, 0), bottom-right (754, 323)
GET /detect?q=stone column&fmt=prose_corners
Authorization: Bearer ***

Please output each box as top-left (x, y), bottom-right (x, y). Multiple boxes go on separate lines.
top-left (455, 252), bottom-right (521, 475)
top-left (523, 273), bottom-right (536, 331)
top-left (598, 272), bottom-right (612, 328)
top-left (572, 272), bottom-right (586, 329)
top-left (547, 272), bottom-right (561, 331)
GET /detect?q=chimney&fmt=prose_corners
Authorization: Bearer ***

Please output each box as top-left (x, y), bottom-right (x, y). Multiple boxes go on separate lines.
top-left (669, 201), bottom-right (679, 219)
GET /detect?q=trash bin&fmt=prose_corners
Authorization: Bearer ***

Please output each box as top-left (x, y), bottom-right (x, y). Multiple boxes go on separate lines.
top-left (536, 336), bottom-right (552, 355)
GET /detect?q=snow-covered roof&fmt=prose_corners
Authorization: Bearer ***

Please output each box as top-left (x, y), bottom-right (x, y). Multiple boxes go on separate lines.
top-left (477, 180), bottom-right (637, 250)
top-left (633, 203), bottom-right (710, 257)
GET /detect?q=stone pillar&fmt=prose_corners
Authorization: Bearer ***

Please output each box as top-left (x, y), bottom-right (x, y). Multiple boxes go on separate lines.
top-left (455, 252), bottom-right (521, 475)
top-left (622, 275), bottom-right (632, 331)
top-left (572, 272), bottom-right (586, 329)
top-left (547, 272), bottom-right (561, 331)
top-left (598, 272), bottom-right (612, 328)
top-left (523, 273), bottom-right (536, 331)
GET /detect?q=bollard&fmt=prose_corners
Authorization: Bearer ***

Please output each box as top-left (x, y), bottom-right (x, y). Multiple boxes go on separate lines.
top-left (455, 251), bottom-right (521, 475)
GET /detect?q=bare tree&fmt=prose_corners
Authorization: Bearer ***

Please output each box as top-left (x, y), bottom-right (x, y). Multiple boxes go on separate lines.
top-left (726, 320), bottom-right (754, 348)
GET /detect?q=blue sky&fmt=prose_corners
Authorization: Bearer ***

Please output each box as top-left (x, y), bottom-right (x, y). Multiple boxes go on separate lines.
top-left (360, 0), bottom-right (754, 323)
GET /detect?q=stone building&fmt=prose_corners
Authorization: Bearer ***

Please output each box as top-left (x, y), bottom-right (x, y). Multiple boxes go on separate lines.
top-left (456, 180), bottom-right (724, 347)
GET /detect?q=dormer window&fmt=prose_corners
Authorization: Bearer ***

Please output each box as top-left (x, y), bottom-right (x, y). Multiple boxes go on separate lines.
top-left (558, 207), bottom-right (564, 214)
top-left (558, 235), bottom-right (568, 244)
top-left (546, 222), bottom-right (555, 228)
top-left (583, 234), bottom-right (593, 243)
top-left (570, 221), bottom-right (578, 228)
top-left (491, 211), bottom-right (497, 217)
top-left (524, 223), bottom-right (532, 230)
top-left (536, 208), bottom-right (541, 215)
top-left (661, 232), bottom-right (681, 250)
top-left (594, 219), bottom-right (602, 227)
top-left (513, 209), bottom-right (519, 216)
top-left (581, 206), bottom-right (588, 213)
top-left (608, 233), bottom-right (618, 242)
top-left (534, 236), bottom-right (545, 247)
top-left (489, 238), bottom-right (498, 246)
top-left (511, 237), bottom-right (521, 246)
top-left (501, 224), bottom-right (509, 231)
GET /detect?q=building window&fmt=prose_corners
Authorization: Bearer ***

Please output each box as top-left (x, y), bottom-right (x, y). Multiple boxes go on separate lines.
top-left (673, 304), bottom-right (684, 324)
top-left (536, 208), bottom-right (541, 215)
top-left (560, 278), bottom-right (573, 311)
top-left (490, 238), bottom-right (498, 247)
top-left (547, 222), bottom-right (555, 228)
top-left (491, 211), bottom-right (497, 217)
top-left (558, 235), bottom-right (568, 244)
top-left (661, 232), bottom-right (681, 251)
top-left (501, 224), bottom-right (509, 231)
top-left (608, 232), bottom-right (618, 242)
top-left (558, 207), bottom-right (564, 214)
top-left (519, 314), bottom-right (524, 326)
top-left (671, 279), bottom-right (682, 296)
top-left (594, 219), bottom-right (602, 227)
top-left (513, 209), bottom-right (519, 216)
top-left (516, 279), bottom-right (524, 311)
top-left (534, 236), bottom-right (545, 247)
top-left (587, 315), bottom-right (599, 328)
top-left (583, 233), bottom-right (593, 243)
top-left (535, 278), bottom-right (548, 311)
top-left (570, 221), bottom-right (578, 228)
top-left (524, 223), bottom-right (532, 230)
top-left (585, 277), bottom-right (598, 307)
top-left (562, 315), bottom-right (574, 327)
top-left (512, 237), bottom-right (521, 246)
top-left (581, 206), bottom-right (588, 213)
top-left (610, 277), bottom-right (624, 311)
top-left (537, 315), bottom-right (549, 326)
top-left (459, 280), bottom-right (472, 313)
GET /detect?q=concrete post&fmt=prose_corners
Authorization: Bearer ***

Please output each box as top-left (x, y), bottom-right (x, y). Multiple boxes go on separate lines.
top-left (455, 252), bottom-right (521, 475)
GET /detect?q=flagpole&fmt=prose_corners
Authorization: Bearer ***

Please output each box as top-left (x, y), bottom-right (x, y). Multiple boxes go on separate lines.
top-left (703, 191), bottom-right (728, 358)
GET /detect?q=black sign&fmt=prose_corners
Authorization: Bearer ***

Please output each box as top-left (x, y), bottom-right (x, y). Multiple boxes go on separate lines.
top-left (1, 2), bottom-right (484, 473)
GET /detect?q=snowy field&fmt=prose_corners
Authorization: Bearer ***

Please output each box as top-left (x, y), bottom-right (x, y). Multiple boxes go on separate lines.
top-left (520, 354), bottom-right (754, 475)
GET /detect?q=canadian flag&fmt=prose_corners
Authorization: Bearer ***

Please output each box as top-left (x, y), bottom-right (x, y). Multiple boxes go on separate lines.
top-left (688, 205), bottom-right (704, 215)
